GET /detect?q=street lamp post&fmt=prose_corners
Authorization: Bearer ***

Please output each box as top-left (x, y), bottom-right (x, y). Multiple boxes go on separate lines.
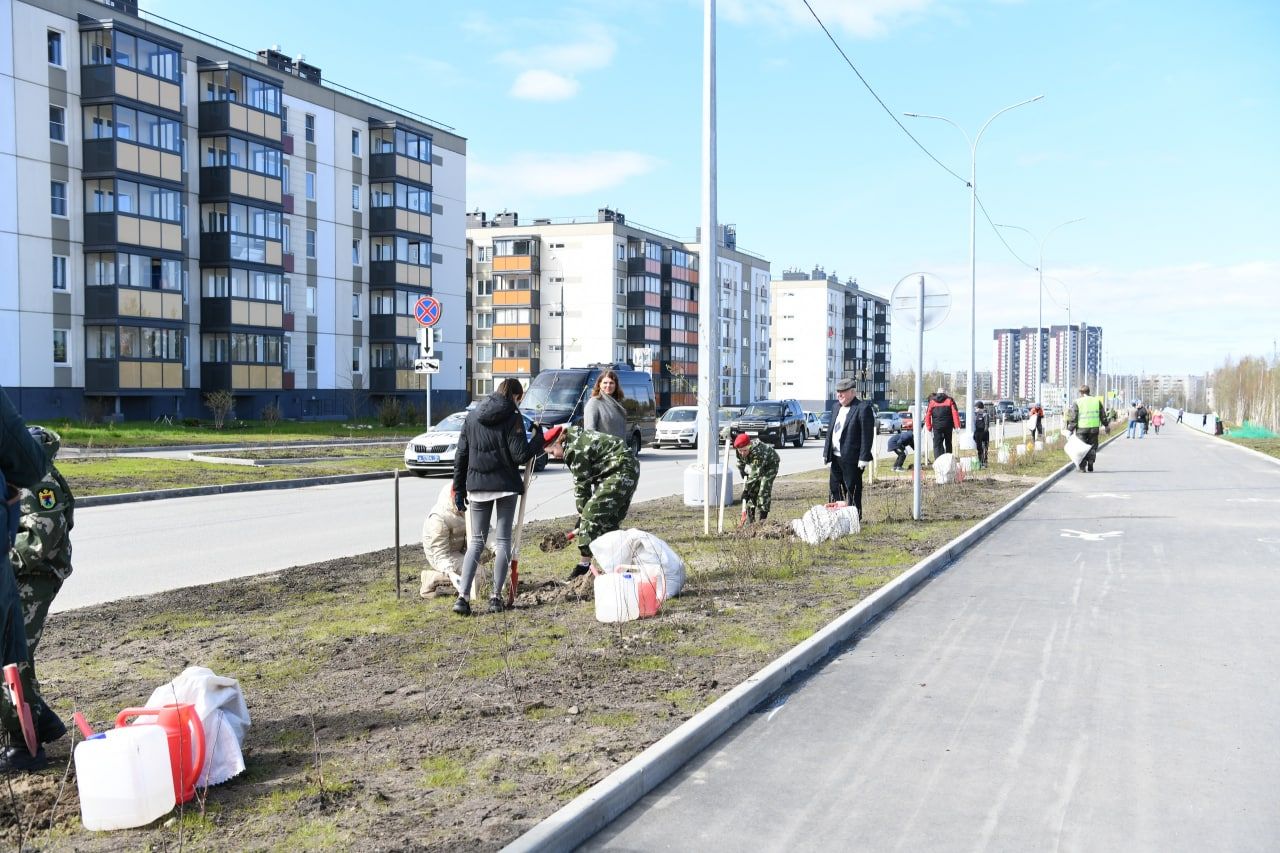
top-left (996, 218), bottom-right (1083, 406)
top-left (905, 96), bottom-right (1043, 438)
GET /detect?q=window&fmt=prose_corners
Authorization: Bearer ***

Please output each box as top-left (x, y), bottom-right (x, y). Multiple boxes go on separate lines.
top-left (306, 284), bottom-right (316, 314)
top-left (51, 255), bottom-right (68, 290)
top-left (281, 338), bottom-right (291, 370)
top-left (475, 278), bottom-right (492, 296)
top-left (351, 238), bottom-right (360, 265)
top-left (351, 345), bottom-right (361, 373)
top-left (306, 343), bottom-right (316, 372)
top-left (351, 293), bottom-right (361, 318)
top-left (47, 30), bottom-right (63, 66)
top-left (305, 229), bottom-right (316, 258)
top-left (351, 129), bottom-right (361, 155)
top-left (476, 312), bottom-right (492, 330)
top-left (305, 171), bottom-right (315, 200)
top-left (50, 181), bottom-right (67, 217)
top-left (351, 184), bottom-right (360, 210)
top-left (53, 329), bottom-right (69, 365)
top-left (282, 223), bottom-right (291, 254)
top-left (280, 105), bottom-right (288, 134)
top-left (49, 106), bottom-right (65, 142)
top-left (304, 113), bottom-right (315, 143)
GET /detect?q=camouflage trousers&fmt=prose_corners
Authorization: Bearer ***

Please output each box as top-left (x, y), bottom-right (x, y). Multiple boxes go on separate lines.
top-left (576, 465), bottom-right (639, 557)
top-left (742, 475), bottom-right (775, 516)
top-left (0, 568), bottom-right (60, 739)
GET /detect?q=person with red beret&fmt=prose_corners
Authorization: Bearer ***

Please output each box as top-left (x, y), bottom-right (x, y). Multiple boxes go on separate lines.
top-left (733, 432), bottom-right (779, 524)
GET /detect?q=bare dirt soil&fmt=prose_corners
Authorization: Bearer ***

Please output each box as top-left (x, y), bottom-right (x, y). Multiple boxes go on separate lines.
top-left (6, 468), bottom-right (1047, 851)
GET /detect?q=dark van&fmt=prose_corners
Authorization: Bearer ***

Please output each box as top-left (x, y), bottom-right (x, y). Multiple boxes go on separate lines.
top-left (520, 364), bottom-right (657, 453)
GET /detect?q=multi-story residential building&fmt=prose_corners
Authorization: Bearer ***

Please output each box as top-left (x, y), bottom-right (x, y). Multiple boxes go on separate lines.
top-left (770, 267), bottom-right (890, 410)
top-left (2, 0), bottom-right (466, 420)
top-left (993, 323), bottom-right (1101, 404)
top-left (465, 209), bottom-right (768, 410)
top-left (991, 328), bottom-right (1021, 401)
top-left (698, 226), bottom-right (772, 405)
top-left (1046, 323), bottom-right (1103, 404)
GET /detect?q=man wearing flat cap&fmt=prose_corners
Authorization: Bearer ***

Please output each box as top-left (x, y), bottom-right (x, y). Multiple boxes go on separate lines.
top-left (822, 377), bottom-right (875, 518)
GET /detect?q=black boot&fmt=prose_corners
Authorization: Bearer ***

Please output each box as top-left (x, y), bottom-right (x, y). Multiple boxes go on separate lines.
top-left (487, 596), bottom-right (505, 613)
top-left (746, 507), bottom-right (756, 523)
top-left (452, 596), bottom-right (471, 616)
top-left (567, 560), bottom-right (591, 581)
top-left (0, 745), bottom-right (48, 773)
top-left (757, 511), bottom-right (768, 521)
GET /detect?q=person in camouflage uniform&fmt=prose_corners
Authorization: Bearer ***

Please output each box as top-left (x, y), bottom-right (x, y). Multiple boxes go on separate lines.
top-left (733, 433), bottom-right (779, 523)
top-left (542, 424), bottom-right (639, 579)
top-left (3, 427), bottom-right (71, 768)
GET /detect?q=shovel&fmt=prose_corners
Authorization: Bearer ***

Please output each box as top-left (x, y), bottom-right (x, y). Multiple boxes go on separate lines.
top-left (2, 663), bottom-right (38, 757)
top-left (506, 456), bottom-right (538, 607)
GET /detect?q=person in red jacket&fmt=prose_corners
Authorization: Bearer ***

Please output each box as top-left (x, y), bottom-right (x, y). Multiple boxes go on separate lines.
top-left (924, 388), bottom-right (961, 459)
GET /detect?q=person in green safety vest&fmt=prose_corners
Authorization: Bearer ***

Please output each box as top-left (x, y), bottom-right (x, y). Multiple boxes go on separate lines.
top-left (1066, 384), bottom-right (1111, 473)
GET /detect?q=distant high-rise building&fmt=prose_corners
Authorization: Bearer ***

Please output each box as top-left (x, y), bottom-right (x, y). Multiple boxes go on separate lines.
top-left (770, 267), bottom-right (890, 409)
top-left (994, 323), bottom-right (1101, 403)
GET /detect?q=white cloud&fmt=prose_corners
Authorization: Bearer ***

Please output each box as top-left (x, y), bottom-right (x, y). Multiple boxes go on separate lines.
top-left (721, 0), bottom-right (935, 38)
top-left (470, 150), bottom-right (661, 199)
top-left (510, 70), bottom-right (580, 102)
top-left (495, 21), bottom-right (616, 102)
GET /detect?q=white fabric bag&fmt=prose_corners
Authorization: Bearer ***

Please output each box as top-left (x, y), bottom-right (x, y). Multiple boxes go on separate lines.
top-left (791, 504), bottom-right (861, 544)
top-left (589, 528), bottom-right (686, 599)
top-left (1064, 433), bottom-right (1090, 466)
top-left (145, 666), bottom-right (251, 787)
top-left (933, 453), bottom-right (957, 485)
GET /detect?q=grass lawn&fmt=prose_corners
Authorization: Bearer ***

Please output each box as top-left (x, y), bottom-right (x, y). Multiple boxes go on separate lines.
top-left (60, 454), bottom-right (404, 497)
top-left (1225, 436), bottom-right (1280, 460)
top-left (48, 419), bottom-right (425, 449)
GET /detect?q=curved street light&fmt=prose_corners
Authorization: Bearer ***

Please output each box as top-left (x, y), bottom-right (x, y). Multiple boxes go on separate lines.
top-left (904, 96), bottom-right (1044, 437)
top-left (994, 217), bottom-right (1084, 405)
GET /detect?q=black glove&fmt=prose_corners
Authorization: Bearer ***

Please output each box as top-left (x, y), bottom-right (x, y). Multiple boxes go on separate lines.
top-left (453, 491), bottom-right (466, 513)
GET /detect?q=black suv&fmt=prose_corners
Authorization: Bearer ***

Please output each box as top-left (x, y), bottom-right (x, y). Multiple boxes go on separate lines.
top-left (729, 399), bottom-right (807, 448)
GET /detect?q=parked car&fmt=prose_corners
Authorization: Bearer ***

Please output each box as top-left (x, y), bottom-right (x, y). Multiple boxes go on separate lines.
top-left (652, 405), bottom-right (700, 449)
top-left (804, 411), bottom-right (822, 439)
top-left (995, 400), bottom-right (1020, 422)
top-left (875, 411), bottom-right (903, 434)
top-left (404, 409), bottom-right (548, 476)
top-left (520, 363), bottom-right (656, 454)
top-left (729, 399), bottom-right (807, 448)
top-left (818, 410), bottom-right (832, 437)
top-left (900, 411), bottom-right (914, 433)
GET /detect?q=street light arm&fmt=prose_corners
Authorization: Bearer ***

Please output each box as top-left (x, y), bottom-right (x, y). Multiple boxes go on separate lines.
top-left (974, 95), bottom-right (1044, 149)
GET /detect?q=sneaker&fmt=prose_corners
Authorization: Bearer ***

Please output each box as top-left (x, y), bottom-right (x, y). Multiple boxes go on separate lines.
top-left (567, 562), bottom-right (591, 581)
top-left (452, 596), bottom-right (471, 616)
top-left (36, 706), bottom-right (66, 745)
top-left (0, 745), bottom-right (48, 773)
top-left (487, 596), bottom-right (505, 613)
top-left (1087, 464), bottom-right (1094, 472)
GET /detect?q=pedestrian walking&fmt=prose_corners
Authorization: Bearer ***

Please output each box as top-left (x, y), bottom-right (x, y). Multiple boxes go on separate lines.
top-left (1127, 402), bottom-right (1141, 438)
top-left (450, 378), bottom-right (546, 616)
top-left (822, 377), bottom-right (875, 516)
top-left (1151, 409), bottom-right (1164, 435)
top-left (972, 401), bottom-right (991, 467)
top-left (1136, 402), bottom-right (1149, 438)
top-left (888, 430), bottom-right (915, 471)
top-left (924, 388), bottom-right (961, 458)
top-left (1067, 384), bottom-right (1111, 473)
top-left (733, 433), bottom-right (779, 523)
top-left (542, 424), bottom-right (639, 579)
top-left (0, 386), bottom-right (54, 772)
top-left (583, 369), bottom-right (628, 441)
top-left (1177, 408), bottom-right (1184, 423)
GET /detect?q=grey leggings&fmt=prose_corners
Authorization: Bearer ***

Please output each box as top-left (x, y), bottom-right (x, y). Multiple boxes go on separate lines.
top-left (459, 494), bottom-right (518, 599)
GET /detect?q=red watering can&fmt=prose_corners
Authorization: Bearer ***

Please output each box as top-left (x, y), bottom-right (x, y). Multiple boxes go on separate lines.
top-left (116, 704), bottom-right (206, 804)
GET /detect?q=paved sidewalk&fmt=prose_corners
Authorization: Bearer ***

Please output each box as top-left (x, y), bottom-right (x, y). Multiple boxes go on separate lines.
top-left (583, 426), bottom-right (1280, 851)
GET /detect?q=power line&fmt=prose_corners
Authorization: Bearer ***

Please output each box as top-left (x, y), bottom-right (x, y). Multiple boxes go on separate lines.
top-left (800, 0), bottom-right (967, 185)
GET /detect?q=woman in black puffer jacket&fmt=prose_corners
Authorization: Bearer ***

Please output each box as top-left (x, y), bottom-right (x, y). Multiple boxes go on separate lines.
top-left (451, 378), bottom-right (545, 616)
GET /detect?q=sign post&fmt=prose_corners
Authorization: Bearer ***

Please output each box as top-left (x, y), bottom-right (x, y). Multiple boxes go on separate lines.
top-left (414, 295), bottom-right (442, 429)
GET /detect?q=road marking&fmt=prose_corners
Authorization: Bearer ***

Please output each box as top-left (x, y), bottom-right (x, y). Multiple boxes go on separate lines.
top-left (1085, 493), bottom-right (1131, 500)
top-left (1060, 529), bottom-right (1123, 542)
top-left (764, 693), bottom-right (789, 722)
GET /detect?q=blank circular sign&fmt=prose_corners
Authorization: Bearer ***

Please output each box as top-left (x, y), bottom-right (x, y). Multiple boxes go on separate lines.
top-left (891, 273), bottom-right (951, 331)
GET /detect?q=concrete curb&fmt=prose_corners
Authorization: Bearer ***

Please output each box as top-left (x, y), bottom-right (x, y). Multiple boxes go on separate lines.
top-left (505, 439), bottom-right (1116, 852)
top-left (77, 470), bottom-right (396, 508)
top-left (64, 437), bottom-right (408, 456)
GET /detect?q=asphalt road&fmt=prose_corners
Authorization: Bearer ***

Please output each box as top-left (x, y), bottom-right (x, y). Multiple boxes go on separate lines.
top-left (584, 425), bottom-right (1280, 851)
top-left (58, 443), bottom-right (831, 613)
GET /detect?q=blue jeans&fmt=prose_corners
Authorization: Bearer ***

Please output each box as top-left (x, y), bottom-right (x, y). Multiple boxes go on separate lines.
top-left (1127, 420), bottom-right (1137, 437)
top-left (459, 494), bottom-right (518, 599)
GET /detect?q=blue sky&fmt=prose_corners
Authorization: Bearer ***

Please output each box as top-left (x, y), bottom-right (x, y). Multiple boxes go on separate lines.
top-left (151, 0), bottom-right (1279, 377)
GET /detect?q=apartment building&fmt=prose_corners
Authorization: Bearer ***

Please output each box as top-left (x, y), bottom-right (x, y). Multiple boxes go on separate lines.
top-left (2, 0), bottom-right (466, 420)
top-left (770, 266), bottom-right (890, 410)
top-left (465, 209), bottom-right (768, 410)
top-left (993, 323), bottom-right (1102, 403)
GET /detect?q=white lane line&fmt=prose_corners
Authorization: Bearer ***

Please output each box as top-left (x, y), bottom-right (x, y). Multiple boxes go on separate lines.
top-left (1060, 529), bottom-right (1123, 541)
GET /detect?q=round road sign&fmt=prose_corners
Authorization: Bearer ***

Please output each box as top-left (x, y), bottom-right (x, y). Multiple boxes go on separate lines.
top-left (414, 295), bottom-right (442, 327)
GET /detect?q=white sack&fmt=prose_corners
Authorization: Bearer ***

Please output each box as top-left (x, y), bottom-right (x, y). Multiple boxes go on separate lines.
top-left (589, 528), bottom-right (686, 599)
top-left (791, 505), bottom-right (861, 545)
top-left (1065, 433), bottom-right (1090, 466)
top-left (145, 666), bottom-right (251, 787)
top-left (933, 453), bottom-right (956, 485)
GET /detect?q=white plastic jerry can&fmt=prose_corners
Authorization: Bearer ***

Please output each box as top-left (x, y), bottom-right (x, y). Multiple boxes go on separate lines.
top-left (594, 572), bottom-right (640, 623)
top-left (75, 724), bottom-right (176, 831)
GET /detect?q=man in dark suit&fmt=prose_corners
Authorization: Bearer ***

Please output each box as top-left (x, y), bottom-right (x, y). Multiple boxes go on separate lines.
top-left (822, 376), bottom-right (876, 517)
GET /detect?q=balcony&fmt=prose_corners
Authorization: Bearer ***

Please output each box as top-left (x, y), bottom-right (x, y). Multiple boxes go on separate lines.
top-left (200, 297), bottom-right (284, 330)
top-left (81, 65), bottom-right (180, 114)
top-left (626, 291), bottom-right (661, 309)
top-left (197, 100), bottom-right (282, 142)
top-left (370, 367), bottom-right (426, 393)
top-left (370, 207), bottom-right (432, 237)
top-left (491, 255), bottom-right (539, 274)
top-left (83, 139), bottom-right (182, 184)
top-left (628, 325), bottom-right (660, 344)
top-left (200, 233), bottom-right (284, 267)
top-left (492, 289), bottom-right (539, 308)
top-left (84, 286), bottom-right (184, 322)
top-left (369, 152), bottom-right (431, 186)
top-left (369, 314), bottom-right (423, 341)
top-left (199, 167), bottom-right (283, 205)
top-left (84, 212), bottom-right (181, 253)
top-left (201, 362), bottom-right (283, 391)
top-left (370, 260), bottom-right (432, 288)
top-left (86, 358), bottom-right (184, 393)
top-left (627, 256), bottom-right (661, 275)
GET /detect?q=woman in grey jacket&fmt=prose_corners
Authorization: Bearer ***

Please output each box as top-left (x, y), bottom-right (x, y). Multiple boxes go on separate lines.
top-left (583, 369), bottom-right (627, 441)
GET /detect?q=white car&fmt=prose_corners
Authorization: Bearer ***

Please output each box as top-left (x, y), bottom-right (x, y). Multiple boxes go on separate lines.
top-left (652, 406), bottom-right (700, 449)
top-left (804, 411), bottom-right (821, 439)
top-left (404, 410), bottom-right (545, 476)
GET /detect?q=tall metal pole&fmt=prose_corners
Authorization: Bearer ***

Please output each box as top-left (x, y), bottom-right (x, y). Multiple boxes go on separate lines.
top-left (905, 96), bottom-right (1043, 441)
top-left (697, 0), bottom-right (720, 534)
top-left (913, 275), bottom-right (925, 521)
